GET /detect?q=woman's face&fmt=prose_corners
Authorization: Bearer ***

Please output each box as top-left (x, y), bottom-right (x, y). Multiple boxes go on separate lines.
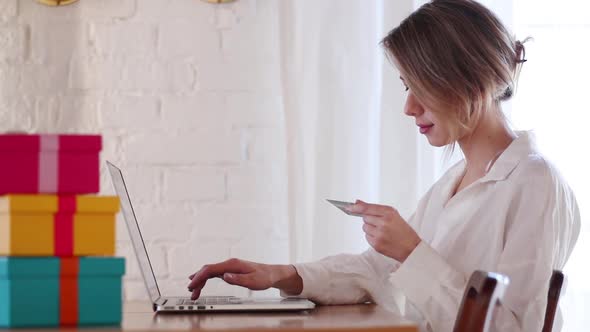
top-left (402, 84), bottom-right (450, 147)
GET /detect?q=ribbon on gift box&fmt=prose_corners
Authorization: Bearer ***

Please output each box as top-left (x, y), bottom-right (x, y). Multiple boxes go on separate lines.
top-left (59, 258), bottom-right (79, 326)
top-left (55, 196), bottom-right (76, 257)
top-left (39, 135), bottom-right (60, 193)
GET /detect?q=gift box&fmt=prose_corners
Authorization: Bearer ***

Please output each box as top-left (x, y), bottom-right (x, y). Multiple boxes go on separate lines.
top-left (0, 257), bottom-right (125, 327)
top-left (0, 134), bottom-right (101, 194)
top-left (0, 195), bottom-right (119, 256)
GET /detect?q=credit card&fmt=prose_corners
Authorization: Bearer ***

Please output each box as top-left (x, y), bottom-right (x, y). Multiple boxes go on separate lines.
top-left (326, 199), bottom-right (364, 217)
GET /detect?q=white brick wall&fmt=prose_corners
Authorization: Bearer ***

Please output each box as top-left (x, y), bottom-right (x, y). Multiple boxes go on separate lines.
top-left (0, 1), bottom-right (17, 23)
top-left (0, 25), bottom-right (26, 62)
top-left (0, 0), bottom-right (288, 300)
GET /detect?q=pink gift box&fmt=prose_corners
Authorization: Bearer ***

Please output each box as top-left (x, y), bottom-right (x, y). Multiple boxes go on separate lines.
top-left (0, 134), bottom-right (102, 194)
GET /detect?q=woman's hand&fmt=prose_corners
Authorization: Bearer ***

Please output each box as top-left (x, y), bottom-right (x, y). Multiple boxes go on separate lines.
top-left (187, 258), bottom-right (303, 300)
top-left (347, 200), bottom-right (421, 262)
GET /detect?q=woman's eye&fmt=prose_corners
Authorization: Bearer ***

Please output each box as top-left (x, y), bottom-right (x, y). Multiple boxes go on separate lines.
top-left (404, 86), bottom-right (409, 92)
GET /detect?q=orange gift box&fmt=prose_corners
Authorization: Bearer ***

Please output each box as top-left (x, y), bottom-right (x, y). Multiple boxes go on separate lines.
top-left (0, 195), bottom-right (119, 256)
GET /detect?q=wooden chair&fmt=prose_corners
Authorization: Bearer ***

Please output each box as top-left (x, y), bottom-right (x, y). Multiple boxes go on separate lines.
top-left (542, 270), bottom-right (565, 332)
top-left (453, 271), bottom-right (510, 332)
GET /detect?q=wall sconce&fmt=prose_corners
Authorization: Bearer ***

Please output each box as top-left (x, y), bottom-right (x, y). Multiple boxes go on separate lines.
top-left (36, 0), bottom-right (79, 6)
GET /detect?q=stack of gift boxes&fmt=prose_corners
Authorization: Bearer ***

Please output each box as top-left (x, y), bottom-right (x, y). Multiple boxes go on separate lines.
top-left (0, 134), bottom-right (125, 327)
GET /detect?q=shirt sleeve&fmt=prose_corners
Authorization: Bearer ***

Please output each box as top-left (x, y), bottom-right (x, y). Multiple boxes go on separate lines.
top-left (389, 160), bottom-right (580, 332)
top-left (284, 248), bottom-right (401, 305)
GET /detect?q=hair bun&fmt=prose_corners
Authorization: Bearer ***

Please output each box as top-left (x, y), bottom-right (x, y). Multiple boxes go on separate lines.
top-left (499, 85), bottom-right (513, 101)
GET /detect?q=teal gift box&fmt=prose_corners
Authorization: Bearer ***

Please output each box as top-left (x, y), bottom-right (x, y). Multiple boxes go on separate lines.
top-left (0, 257), bottom-right (125, 327)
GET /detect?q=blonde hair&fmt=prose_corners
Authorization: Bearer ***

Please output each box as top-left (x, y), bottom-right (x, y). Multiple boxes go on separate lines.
top-left (382, 0), bottom-right (529, 143)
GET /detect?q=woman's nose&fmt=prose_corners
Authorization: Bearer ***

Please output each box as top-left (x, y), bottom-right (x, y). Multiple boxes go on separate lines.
top-left (404, 92), bottom-right (423, 117)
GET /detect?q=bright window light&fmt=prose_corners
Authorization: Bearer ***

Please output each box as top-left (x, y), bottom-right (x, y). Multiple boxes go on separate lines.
top-left (512, 1), bottom-right (590, 330)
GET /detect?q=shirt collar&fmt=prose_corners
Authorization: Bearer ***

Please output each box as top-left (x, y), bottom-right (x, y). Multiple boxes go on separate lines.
top-left (478, 130), bottom-right (539, 183)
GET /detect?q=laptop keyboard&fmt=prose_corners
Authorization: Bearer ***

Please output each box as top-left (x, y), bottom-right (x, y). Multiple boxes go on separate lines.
top-left (176, 296), bottom-right (243, 305)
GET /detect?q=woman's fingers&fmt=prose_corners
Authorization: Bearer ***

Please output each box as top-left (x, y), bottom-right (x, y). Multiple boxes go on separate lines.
top-left (362, 221), bottom-right (377, 236)
top-left (190, 288), bottom-right (203, 301)
top-left (365, 233), bottom-right (376, 247)
top-left (362, 215), bottom-right (383, 227)
top-left (347, 200), bottom-right (397, 217)
top-left (187, 259), bottom-right (252, 293)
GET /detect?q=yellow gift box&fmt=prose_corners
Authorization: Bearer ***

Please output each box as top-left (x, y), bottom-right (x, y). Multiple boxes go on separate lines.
top-left (0, 195), bottom-right (119, 257)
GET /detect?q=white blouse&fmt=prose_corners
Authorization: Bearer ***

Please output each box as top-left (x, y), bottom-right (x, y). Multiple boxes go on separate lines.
top-left (290, 131), bottom-right (580, 332)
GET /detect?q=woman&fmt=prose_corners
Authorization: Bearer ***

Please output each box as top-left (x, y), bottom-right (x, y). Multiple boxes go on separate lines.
top-left (187, 1), bottom-right (580, 331)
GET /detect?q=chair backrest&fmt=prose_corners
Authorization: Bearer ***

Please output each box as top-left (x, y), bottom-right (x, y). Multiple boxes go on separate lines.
top-left (453, 270), bottom-right (510, 332)
top-left (542, 270), bottom-right (565, 332)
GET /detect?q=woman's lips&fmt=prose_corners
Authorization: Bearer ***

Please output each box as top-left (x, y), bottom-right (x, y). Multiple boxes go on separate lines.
top-left (418, 124), bottom-right (434, 134)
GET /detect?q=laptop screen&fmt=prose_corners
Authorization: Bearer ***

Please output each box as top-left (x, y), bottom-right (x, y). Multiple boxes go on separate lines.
top-left (107, 161), bottom-right (161, 303)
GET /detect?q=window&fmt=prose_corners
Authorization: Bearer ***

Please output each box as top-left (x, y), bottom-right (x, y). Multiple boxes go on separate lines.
top-left (512, 1), bottom-right (590, 330)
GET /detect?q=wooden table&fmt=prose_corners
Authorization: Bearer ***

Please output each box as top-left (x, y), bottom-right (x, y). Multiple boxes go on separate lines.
top-left (123, 302), bottom-right (417, 332)
top-left (6, 302), bottom-right (418, 331)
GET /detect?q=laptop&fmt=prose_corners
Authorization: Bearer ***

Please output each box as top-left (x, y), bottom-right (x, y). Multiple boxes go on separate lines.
top-left (106, 161), bottom-right (315, 312)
